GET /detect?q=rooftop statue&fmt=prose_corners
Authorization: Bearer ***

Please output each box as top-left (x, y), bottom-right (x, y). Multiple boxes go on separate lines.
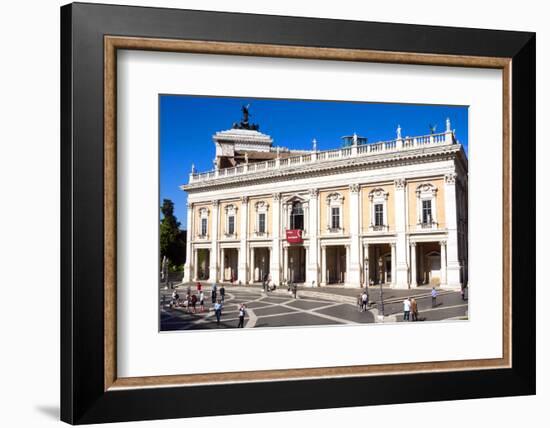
top-left (232, 104), bottom-right (260, 131)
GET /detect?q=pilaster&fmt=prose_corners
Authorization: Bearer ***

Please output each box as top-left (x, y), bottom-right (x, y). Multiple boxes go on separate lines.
top-left (270, 193), bottom-right (281, 286)
top-left (208, 200), bottom-right (219, 283)
top-left (394, 178), bottom-right (409, 288)
top-left (348, 183), bottom-right (361, 286)
top-left (238, 196), bottom-right (249, 284)
top-left (306, 188), bottom-right (319, 287)
top-left (444, 173), bottom-right (462, 289)
top-left (183, 202), bottom-right (193, 283)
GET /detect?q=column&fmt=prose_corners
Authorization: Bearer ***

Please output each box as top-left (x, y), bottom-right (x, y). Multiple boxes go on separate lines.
top-left (348, 183), bottom-right (361, 286)
top-left (321, 245), bottom-right (327, 286)
top-left (419, 244), bottom-right (425, 285)
top-left (440, 241), bottom-right (447, 286)
top-left (283, 246), bottom-right (288, 283)
top-left (220, 248), bottom-right (225, 282)
top-left (391, 243), bottom-right (396, 286)
top-left (306, 189), bottom-right (319, 287)
top-left (345, 244), bottom-right (351, 285)
top-left (410, 242), bottom-right (417, 287)
top-left (394, 178), bottom-right (409, 288)
top-left (444, 173), bottom-right (461, 289)
top-left (364, 244), bottom-right (369, 287)
top-left (249, 247), bottom-right (255, 284)
top-left (238, 196), bottom-right (249, 284)
top-left (270, 193), bottom-right (281, 285)
top-left (183, 202), bottom-right (193, 283)
top-left (193, 248), bottom-right (198, 281)
top-left (209, 200), bottom-right (219, 283)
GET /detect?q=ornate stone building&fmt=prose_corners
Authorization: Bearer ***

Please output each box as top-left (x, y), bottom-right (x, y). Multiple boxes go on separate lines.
top-left (181, 111), bottom-right (468, 290)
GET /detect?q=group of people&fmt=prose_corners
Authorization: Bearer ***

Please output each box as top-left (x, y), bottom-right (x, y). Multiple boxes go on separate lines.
top-left (168, 282), bottom-right (249, 328)
top-left (402, 297), bottom-right (419, 321)
top-left (403, 287), bottom-right (439, 321)
top-left (169, 282), bottom-right (226, 314)
top-left (357, 290), bottom-right (369, 312)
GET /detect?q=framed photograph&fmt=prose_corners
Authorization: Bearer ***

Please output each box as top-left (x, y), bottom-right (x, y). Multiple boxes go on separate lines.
top-left (61, 2), bottom-right (535, 424)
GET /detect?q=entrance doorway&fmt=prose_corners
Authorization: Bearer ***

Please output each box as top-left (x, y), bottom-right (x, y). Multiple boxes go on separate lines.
top-left (196, 249), bottom-right (210, 280)
top-left (222, 248), bottom-right (238, 282)
top-left (326, 245), bottom-right (347, 284)
top-left (253, 248), bottom-right (270, 282)
top-left (415, 242), bottom-right (442, 285)
top-left (366, 243), bottom-right (391, 285)
top-left (287, 246), bottom-right (306, 283)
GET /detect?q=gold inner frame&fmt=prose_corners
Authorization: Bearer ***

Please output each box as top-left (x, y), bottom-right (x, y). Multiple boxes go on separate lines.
top-left (104, 36), bottom-right (512, 391)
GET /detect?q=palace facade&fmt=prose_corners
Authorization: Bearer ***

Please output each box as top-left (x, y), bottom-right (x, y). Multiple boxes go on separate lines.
top-left (181, 115), bottom-right (468, 290)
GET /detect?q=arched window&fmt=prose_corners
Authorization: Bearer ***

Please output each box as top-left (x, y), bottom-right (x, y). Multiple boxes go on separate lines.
top-left (198, 207), bottom-right (209, 239)
top-left (290, 201), bottom-right (304, 230)
top-left (369, 188), bottom-right (389, 232)
top-left (224, 204), bottom-right (238, 237)
top-left (416, 183), bottom-right (438, 229)
top-left (254, 201), bottom-right (269, 236)
top-left (326, 192), bottom-right (344, 233)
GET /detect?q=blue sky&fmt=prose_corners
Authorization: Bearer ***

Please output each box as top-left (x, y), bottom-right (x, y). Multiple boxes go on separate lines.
top-left (160, 95), bottom-right (468, 227)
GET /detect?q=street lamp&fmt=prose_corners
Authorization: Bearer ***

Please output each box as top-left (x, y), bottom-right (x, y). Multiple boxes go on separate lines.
top-left (364, 257), bottom-right (369, 289)
top-left (378, 256), bottom-right (384, 317)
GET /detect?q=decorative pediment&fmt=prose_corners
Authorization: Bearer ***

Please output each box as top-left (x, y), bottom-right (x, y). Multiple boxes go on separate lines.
top-left (369, 188), bottom-right (389, 201)
top-left (255, 200), bottom-right (269, 211)
top-left (224, 204), bottom-right (238, 214)
top-left (416, 183), bottom-right (437, 195)
top-left (283, 194), bottom-right (307, 205)
top-left (326, 192), bottom-right (344, 204)
top-left (198, 207), bottom-right (209, 216)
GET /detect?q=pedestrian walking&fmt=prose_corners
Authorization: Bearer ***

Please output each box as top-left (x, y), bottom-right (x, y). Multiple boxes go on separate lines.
top-left (237, 303), bottom-right (246, 328)
top-left (431, 287), bottom-right (438, 308)
top-left (461, 286), bottom-right (466, 301)
top-left (197, 282), bottom-right (202, 292)
top-left (403, 297), bottom-right (411, 321)
top-left (190, 294), bottom-right (197, 313)
top-left (411, 297), bottom-right (418, 321)
top-left (183, 293), bottom-right (189, 311)
top-left (211, 286), bottom-right (217, 304)
top-left (186, 285), bottom-right (191, 297)
top-left (292, 282), bottom-right (298, 299)
top-left (214, 300), bottom-right (222, 325)
top-left (361, 291), bottom-right (369, 312)
top-left (170, 290), bottom-right (179, 308)
top-left (199, 291), bottom-right (205, 312)
top-left (220, 285), bottom-right (225, 302)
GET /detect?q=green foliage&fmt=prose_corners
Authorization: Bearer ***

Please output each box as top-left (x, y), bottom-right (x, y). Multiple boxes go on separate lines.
top-left (160, 199), bottom-right (187, 267)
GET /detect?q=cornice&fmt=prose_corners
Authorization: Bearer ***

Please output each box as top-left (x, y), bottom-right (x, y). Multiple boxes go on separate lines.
top-left (183, 144), bottom-right (463, 194)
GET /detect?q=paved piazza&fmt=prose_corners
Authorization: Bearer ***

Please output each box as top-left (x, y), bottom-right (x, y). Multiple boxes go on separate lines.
top-left (160, 284), bottom-right (468, 331)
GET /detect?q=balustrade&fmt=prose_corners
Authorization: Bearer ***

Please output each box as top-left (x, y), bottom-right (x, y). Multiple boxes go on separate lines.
top-left (188, 131), bottom-right (454, 183)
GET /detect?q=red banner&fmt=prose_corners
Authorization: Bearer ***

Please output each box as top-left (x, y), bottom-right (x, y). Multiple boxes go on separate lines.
top-left (286, 229), bottom-right (303, 244)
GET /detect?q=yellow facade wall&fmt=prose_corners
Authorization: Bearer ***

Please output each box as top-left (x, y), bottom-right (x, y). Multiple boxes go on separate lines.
top-left (407, 178), bottom-right (446, 229)
top-left (360, 184), bottom-right (395, 233)
top-left (319, 188), bottom-right (350, 235)
top-left (248, 196), bottom-right (273, 236)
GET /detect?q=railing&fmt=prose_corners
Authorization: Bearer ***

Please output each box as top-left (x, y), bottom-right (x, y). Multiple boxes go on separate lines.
top-left (189, 131), bottom-right (455, 184)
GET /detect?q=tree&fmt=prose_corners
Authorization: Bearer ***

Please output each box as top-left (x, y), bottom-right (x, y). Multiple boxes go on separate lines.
top-left (160, 199), bottom-right (186, 269)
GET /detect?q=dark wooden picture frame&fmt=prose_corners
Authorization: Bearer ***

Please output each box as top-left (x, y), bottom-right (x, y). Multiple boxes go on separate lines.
top-left (61, 2), bottom-right (535, 424)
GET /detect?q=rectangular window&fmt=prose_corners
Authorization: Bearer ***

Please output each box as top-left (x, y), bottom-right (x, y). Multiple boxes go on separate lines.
top-left (201, 218), bottom-right (207, 236)
top-left (331, 207), bottom-right (340, 229)
top-left (258, 213), bottom-right (266, 233)
top-left (374, 204), bottom-right (384, 226)
top-left (422, 199), bottom-right (432, 224)
top-left (228, 216), bottom-right (235, 234)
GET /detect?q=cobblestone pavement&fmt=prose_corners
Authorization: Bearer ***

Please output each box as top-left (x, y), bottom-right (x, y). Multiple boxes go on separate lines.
top-left (160, 283), bottom-right (468, 331)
